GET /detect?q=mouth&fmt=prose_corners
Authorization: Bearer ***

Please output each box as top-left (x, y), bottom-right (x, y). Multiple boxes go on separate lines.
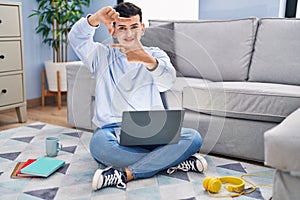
top-left (124, 38), bottom-right (134, 42)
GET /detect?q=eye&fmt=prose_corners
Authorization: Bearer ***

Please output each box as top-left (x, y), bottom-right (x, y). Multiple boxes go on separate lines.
top-left (131, 25), bottom-right (138, 29)
top-left (118, 27), bottom-right (126, 31)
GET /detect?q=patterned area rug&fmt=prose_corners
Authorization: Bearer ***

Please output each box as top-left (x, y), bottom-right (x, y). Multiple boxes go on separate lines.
top-left (0, 122), bottom-right (274, 200)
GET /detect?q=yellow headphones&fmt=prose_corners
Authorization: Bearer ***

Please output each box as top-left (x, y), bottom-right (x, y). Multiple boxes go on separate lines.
top-left (203, 176), bottom-right (245, 197)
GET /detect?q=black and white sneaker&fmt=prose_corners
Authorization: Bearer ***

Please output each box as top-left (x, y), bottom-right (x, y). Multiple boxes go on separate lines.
top-left (167, 153), bottom-right (208, 174)
top-left (92, 166), bottom-right (126, 190)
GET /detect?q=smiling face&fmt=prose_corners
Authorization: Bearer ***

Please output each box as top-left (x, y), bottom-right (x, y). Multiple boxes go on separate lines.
top-left (113, 14), bottom-right (145, 45)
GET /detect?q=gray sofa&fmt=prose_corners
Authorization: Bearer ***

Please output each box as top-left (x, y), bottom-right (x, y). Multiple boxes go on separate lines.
top-left (67, 17), bottom-right (300, 163)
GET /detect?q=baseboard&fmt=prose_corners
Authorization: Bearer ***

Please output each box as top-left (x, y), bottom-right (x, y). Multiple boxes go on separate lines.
top-left (27, 96), bottom-right (67, 108)
top-left (26, 98), bottom-right (41, 108)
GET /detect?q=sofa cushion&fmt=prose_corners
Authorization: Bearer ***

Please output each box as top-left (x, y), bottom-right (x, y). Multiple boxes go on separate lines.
top-left (163, 77), bottom-right (211, 109)
top-left (249, 18), bottom-right (300, 86)
top-left (67, 62), bottom-right (96, 130)
top-left (141, 20), bottom-right (176, 70)
top-left (265, 108), bottom-right (300, 172)
top-left (173, 18), bottom-right (258, 81)
top-left (183, 82), bottom-right (300, 122)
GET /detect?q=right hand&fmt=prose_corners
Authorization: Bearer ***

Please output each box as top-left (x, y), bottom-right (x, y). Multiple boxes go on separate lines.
top-left (88, 6), bottom-right (130, 34)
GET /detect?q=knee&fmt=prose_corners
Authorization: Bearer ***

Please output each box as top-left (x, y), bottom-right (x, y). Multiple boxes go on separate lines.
top-left (89, 133), bottom-right (102, 157)
top-left (90, 133), bottom-right (99, 148)
top-left (89, 129), bottom-right (109, 159)
top-left (182, 128), bottom-right (202, 148)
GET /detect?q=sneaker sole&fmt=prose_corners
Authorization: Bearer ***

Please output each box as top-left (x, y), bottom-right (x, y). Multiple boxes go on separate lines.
top-left (91, 166), bottom-right (112, 190)
top-left (193, 153), bottom-right (208, 173)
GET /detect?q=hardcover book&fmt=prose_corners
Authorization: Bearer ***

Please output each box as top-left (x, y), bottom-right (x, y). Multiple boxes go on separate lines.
top-left (20, 157), bottom-right (65, 177)
top-left (10, 159), bottom-right (38, 179)
top-left (16, 159), bottom-right (36, 177)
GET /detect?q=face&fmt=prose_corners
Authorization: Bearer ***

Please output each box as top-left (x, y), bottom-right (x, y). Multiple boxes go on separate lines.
top-left (113, 14), bottom-right (145, 45)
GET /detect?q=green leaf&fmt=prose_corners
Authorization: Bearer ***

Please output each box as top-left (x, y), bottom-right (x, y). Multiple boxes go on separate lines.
top-left (29, 0), bottom-right (90, 62)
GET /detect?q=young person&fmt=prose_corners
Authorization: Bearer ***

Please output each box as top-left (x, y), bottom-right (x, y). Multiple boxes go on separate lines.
top-left (69, 2), bottom-right (208, 191)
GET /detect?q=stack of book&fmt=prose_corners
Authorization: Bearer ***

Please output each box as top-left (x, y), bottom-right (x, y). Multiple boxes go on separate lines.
top-left (10, 157), bottom-right (65, 179)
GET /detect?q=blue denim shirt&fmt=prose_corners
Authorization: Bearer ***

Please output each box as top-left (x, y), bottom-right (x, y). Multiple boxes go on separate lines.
top-left (69, 17), bottom-right (176, 128)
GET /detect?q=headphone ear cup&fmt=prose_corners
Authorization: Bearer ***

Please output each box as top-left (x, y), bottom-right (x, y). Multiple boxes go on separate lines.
top-left (203, 177), bottom-right (213, 190)
top-left (208, 178), bottom-right (222, 193)
top-left (203, 177), bottom-right (222, 193)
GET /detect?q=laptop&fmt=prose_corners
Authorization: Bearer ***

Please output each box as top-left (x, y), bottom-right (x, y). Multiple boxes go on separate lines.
top-left (120, 109), bottom-right (184, 146)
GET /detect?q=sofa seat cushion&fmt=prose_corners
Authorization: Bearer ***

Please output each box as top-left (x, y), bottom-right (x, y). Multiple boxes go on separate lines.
top-left (264, 108), bottom-right (300, 172)
top-left (163, 77), bottom-right (211, 109)
top-left (183, 82), bottom-right (300, 122)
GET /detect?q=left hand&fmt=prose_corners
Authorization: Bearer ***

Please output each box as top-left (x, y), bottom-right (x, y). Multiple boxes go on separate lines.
top-left (111, 32), bottom-right (158, 70)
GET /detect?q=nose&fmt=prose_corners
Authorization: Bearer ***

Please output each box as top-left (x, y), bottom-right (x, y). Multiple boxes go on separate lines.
top-left (126, 29), bottom-right (132, 37)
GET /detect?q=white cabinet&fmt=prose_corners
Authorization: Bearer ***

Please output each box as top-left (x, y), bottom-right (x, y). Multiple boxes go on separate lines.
top-left (0, 2), bottom-right (27, 122)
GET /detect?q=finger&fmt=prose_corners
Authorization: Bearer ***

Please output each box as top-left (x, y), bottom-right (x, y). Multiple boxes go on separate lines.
top-left (106, 24), bottom-right (114, 34)
top-left (111, 12), bottom-right (120, 20)
top-left (116, 16), bottom-right (132, 22)
top-left (102, 6), bottom-right (113, 14)
top-left (108, 10), bottom-right (131, 24)
top-left (111, 43), bottom-right (123, 48)
top-left (110, 43), bottom-right (125, 49)
top-left (107, 8), bottom-right (117, 18)
top-left (111, 44), bottom-right (126, 53)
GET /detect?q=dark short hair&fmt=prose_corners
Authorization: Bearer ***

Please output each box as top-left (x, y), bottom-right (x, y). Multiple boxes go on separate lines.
top-left (114, 2), bottom-right (142, 22)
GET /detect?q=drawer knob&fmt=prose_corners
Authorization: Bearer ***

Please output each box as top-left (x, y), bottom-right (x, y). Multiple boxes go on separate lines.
top-left (0, 19), bottom-right (2, 24)
top-left (1, 89), bottom-right (7, 94)
top-left (0, 55), bottom-right (4, 59)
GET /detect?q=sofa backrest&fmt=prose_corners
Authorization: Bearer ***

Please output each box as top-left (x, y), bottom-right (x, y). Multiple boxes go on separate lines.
top-left (248, 18), bottom-right (300, 86)
top-left (174, 18), bottom-right (258, 81)
top-left (142, 18), bottom-right (258, 81)
top-left (141, 21), bottom-right (176, 69)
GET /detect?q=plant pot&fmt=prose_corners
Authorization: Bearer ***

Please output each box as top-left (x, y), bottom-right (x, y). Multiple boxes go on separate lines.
top-left (44, 61), bottom-right (67, 92)
top-left (44, 60), bottom-right (82, 92)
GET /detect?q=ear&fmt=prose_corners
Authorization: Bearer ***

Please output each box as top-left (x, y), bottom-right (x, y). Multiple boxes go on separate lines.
top-left (141, 23), bottom-right (145, 36)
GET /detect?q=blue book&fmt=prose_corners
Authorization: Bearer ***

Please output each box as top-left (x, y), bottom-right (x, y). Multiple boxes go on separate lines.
top-left (20, 157), bottom-right (65, 177)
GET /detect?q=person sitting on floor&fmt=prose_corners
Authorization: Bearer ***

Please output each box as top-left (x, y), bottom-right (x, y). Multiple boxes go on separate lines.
top-left (69, 2), bottom-right (208, 190)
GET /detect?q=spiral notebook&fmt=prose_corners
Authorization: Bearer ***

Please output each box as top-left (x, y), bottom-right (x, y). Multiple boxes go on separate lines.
top-left (20, 157), bottom-right (65, 177)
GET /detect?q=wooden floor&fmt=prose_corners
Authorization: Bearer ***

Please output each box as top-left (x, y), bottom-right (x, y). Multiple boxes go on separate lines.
top-left (0, 104), bottom-right (70, 131)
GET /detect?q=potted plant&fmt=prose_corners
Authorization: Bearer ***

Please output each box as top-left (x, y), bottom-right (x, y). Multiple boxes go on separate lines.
top-left (29, 0), bottom-right (90, 92)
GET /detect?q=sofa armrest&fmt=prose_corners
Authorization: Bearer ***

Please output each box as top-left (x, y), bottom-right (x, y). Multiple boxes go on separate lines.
top-left (67, 62), bottom-right (95, 131)
top-left (264, 107), bottom-right (300, 172)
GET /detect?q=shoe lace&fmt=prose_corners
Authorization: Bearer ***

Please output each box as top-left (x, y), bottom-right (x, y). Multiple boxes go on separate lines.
top-left (167, 159), bottom-right (196, 175)
top-left (103, 169), bottom-right (126, 189)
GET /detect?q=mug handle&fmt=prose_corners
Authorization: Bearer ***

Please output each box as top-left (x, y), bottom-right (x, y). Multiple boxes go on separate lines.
top-left (57, 141), bottom-right (63, 151)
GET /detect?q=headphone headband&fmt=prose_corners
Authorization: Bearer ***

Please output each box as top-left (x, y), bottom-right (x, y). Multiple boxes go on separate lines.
top-left (219, 176), bottom-right (245, 192)
top-left (203, 176), bottom-right (245, 194)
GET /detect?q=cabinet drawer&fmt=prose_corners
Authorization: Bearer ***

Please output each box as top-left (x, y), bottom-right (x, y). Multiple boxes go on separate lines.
top-left (0, 74), bottom-right (23, 107)
top-left (0, 41), bottom-right (22, 72)
top-left (0, 5), bottom-right (20, 37)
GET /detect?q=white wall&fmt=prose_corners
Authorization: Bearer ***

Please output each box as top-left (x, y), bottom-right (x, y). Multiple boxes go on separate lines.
top-left (127, 0), bottom-right (199, 26)
top-left (199, 0), bottom-right (287, 19)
